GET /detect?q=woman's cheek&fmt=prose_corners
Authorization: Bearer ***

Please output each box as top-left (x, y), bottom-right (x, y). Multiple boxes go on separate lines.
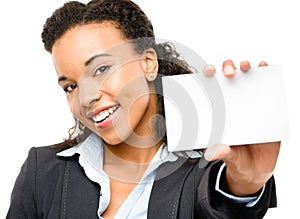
top-left (67, 94), bottom-right (79, 117)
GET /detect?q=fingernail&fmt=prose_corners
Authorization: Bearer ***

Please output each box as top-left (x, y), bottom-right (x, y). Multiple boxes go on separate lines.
top-left (240, 60), bottom-right (251, 72)
top-left (258, 61), bottom-right (268, 67)
top-left (222, 60), bottom-right (236, 78)
top-left (203, 64), bottom-right (216, 77)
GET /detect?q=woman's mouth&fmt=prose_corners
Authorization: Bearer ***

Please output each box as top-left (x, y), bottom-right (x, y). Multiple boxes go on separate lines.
top-left (89, 104), bottom-right (120, 128)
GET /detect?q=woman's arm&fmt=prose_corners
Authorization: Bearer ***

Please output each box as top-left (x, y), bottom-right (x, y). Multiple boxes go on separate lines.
top-left (6, 147), bottom-right (38, 219)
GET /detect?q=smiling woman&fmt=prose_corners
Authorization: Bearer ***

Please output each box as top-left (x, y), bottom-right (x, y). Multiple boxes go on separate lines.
top-left (6, 0), bottom-right (279, 218)
top-left (53, 23), bottom-right (158, 149)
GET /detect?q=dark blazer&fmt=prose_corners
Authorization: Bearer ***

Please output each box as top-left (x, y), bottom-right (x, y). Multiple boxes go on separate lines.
top-left (6, 143), bottom-right (276, 219)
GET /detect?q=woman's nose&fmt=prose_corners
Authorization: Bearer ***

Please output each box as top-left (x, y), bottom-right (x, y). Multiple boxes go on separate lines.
top-left (78, 78), bottom-right (102, 107)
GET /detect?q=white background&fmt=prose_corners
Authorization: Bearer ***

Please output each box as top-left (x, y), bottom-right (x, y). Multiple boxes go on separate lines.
top-left (1, 0), bottom-right (299, 218)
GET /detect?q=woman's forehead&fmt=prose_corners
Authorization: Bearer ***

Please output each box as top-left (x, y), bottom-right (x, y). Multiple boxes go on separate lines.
top-left (52, 23), bottom-right (127, 76)
top-left (52, 23), bottom-right (141, 80)
top-left (53, 22), bottom-right (125, 54)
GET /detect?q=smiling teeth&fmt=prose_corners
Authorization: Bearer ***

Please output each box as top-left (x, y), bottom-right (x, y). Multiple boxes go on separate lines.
top-left (92, 105), bottom-right (118, 123)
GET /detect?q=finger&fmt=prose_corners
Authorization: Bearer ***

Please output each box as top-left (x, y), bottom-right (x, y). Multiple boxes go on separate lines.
top-left (258, 60), bottom-right (268, 67)
top-left (240, 60), bottom-right (251, 72)
top-left (203, 64), bottom-right (216, 77)
top-left (222, 60), bottom-right (236, 78)
top-left (204, 143), bottom-right (232, 161)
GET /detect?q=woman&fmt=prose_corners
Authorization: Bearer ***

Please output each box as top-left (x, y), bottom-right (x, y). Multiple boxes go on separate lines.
top-left (7, 0), bottom-right (279, 218)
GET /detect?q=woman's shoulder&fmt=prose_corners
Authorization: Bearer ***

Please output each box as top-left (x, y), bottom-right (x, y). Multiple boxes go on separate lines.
top-left (20, 141), bottom-right (80, 187)
top-left (26, 141), bottom-right (78, 166)
top-left (35, 141), bottom-right (74, 153)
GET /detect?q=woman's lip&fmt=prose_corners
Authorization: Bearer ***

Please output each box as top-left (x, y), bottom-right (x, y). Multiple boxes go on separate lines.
top-left (94, 105), bottom-right (120, 129)
top-left (86, 104), bottom-right (119, 119)
top-left (94, 114), bottom-right (113, 129)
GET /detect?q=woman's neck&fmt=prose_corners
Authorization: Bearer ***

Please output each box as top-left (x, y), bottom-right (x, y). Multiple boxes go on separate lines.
top-left (103, 140), bottom-right (163, 184)
top-left (105, 139), bottom-right (163, 163)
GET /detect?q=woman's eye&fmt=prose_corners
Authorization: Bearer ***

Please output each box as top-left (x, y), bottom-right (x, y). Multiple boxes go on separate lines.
top-left (63, 84), bottom-right (77, 94)
top-left (94, 65), bottom-right (110, 76)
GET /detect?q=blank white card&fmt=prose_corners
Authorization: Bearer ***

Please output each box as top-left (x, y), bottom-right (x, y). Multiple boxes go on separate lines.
top-left (162, 65), bottom-right (289, 152)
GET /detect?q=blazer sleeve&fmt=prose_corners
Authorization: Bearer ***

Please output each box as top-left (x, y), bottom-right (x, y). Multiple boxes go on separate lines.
top-left (196, 160), bottom-right (277, 219)
top-left (6, 147), bottom-right (38, 219)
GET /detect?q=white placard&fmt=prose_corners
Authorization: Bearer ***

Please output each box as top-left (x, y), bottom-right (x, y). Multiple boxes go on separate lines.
top-left (162, 65), bottom-right (289, 151)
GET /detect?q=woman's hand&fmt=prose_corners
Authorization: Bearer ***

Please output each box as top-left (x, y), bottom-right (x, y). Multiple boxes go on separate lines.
top-left (205, 141), bottom-right (280, 196)
top-left (203, 60), bottom-right (280, 196)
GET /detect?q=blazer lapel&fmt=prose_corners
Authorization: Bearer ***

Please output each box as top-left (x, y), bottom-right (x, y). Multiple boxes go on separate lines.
top-left (147, 157), bottom-right (196, 219)
top-left (61, 155), bottom-right (100, 219)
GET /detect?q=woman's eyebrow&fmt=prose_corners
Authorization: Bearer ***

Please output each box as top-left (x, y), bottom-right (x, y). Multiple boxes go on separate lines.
top-left (85, 53), bottom-right (112, 66)
top-left (57, 54), bottom-right (113, 84)
top-left (58, 76), bottom-right (68, 84)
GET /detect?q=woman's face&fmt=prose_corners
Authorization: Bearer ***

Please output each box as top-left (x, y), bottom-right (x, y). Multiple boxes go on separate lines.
top-left (52, 22), bottom-right (158, 146)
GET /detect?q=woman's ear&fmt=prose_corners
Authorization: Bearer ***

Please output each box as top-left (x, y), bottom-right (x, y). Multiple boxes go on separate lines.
top-left (142, 48), bottom-right (158, 82)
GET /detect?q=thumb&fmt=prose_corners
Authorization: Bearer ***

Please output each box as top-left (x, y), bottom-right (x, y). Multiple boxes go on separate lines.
top-left (204, 143), bottom-right (231, 161)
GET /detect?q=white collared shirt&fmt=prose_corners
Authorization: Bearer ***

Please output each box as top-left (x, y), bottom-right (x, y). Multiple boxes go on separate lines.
top-left (57, 133), bottom-right (263, 218)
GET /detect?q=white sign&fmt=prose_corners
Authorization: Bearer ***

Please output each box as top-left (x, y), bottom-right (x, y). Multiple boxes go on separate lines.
top-left (162, 65), bottom-right (289, 151)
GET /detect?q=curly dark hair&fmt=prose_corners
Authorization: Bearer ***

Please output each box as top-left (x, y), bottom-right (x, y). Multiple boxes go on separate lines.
top-left (41, 0), bottom-right (194, 146)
